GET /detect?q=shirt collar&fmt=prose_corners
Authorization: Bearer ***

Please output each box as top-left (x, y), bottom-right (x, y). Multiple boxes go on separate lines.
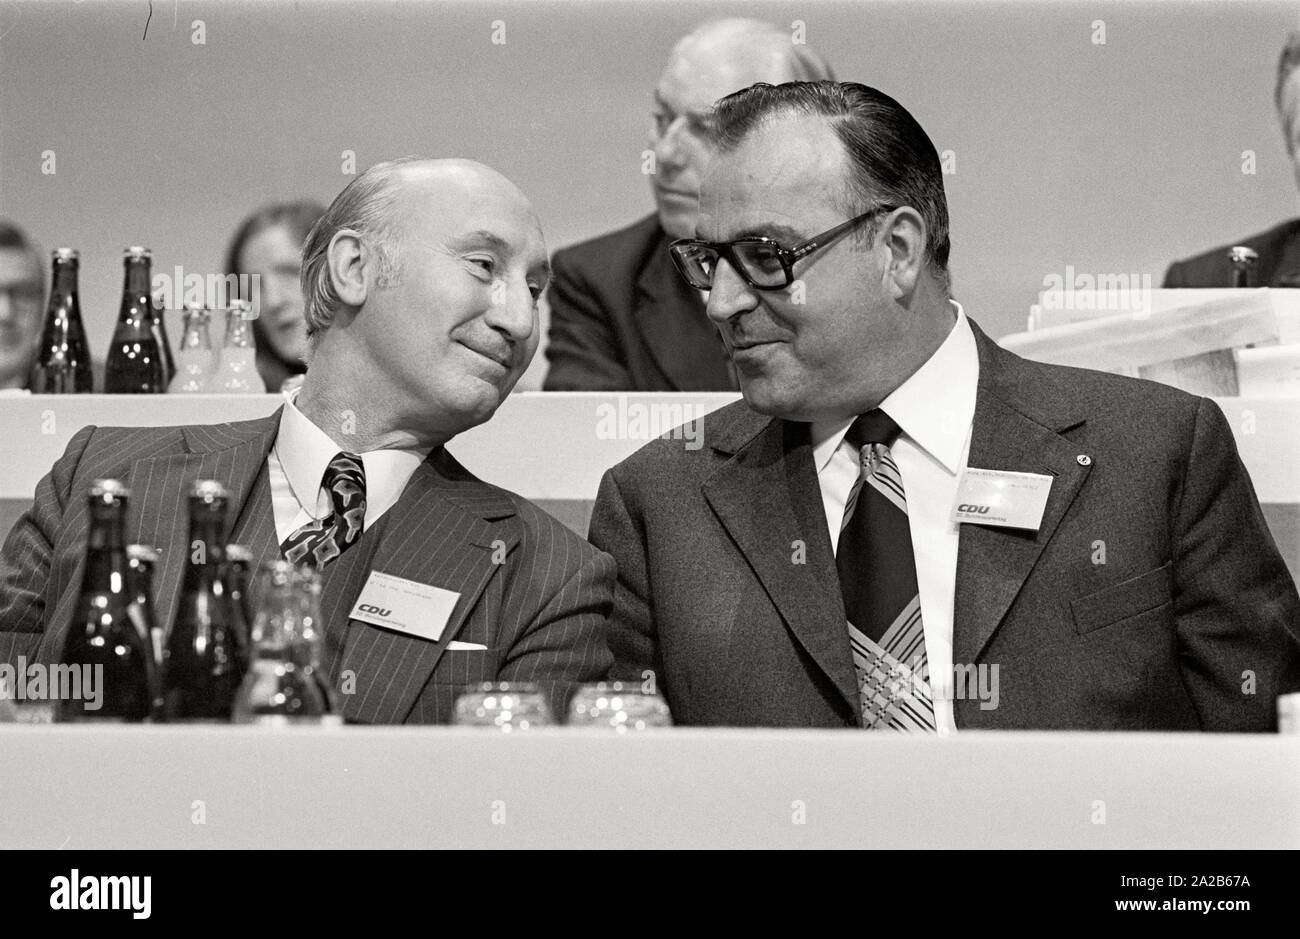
top-left (812, 300), bottom-right (979, 474)
top-left (275, 390), bottom-right (434, 520)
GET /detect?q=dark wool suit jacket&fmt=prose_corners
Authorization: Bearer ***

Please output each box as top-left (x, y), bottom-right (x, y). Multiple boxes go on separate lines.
top-left (589, 320), bottom-right (1300, 730)
top-left (543, 213), bottom-right (738, 391)
top-left (0, 411), bottom-right (615, 723)
top-left (1163, 218), bottom-right (1300, 287)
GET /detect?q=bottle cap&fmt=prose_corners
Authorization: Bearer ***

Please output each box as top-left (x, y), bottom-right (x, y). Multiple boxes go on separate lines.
top-left (52, 248), bottom-right (79, 262)
top-left (188, 479), bottom-right (229, 501)
top-left (1228, 246), bottom-right (1259, 267)
top-left (225, 544), bottom-right (254, 564)
top-left (88, 479), bottom-right (130, 500)
top-left (126, 544), bottom-right (160, 564)
top-left (123, 246), bottom-right (152, 260)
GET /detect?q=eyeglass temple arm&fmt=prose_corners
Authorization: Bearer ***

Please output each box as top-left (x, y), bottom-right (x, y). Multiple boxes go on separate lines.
top-left (787, 207), bottom-right (896, 261)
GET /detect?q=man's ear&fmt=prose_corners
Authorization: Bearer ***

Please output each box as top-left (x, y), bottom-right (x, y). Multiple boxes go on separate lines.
top-left (327, 230), bottom-right (367, 307)
top-left (880, 207), bottom-right (927, 299)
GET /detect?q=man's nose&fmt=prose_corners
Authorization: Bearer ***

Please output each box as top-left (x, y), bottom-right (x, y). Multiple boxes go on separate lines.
top-left (705, 259), bottom-right (758, 324)
top-left (0, 290), bottom-right (18, 325)
top-left (654, 117), bottom-right (690, 170)
top-left (485, 277), bottom-right (537, 343)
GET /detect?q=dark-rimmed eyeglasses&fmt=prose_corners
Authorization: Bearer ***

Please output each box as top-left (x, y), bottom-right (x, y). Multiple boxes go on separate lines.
top-left (668, 206), bottom-right (898, 291)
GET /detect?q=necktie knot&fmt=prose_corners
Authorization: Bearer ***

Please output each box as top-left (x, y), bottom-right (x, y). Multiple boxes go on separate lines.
top-left (845, 409), bottom-right (902, 450)
top-left (323, 452), bottom-right (366, 517)
top-left (281, 452), bottom-right (368, 571)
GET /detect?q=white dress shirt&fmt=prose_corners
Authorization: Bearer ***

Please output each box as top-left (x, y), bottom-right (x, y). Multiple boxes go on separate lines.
top-left (267, 391), bottom-right (433, 545)
top-left (811, 300), bottom-right (979, 735)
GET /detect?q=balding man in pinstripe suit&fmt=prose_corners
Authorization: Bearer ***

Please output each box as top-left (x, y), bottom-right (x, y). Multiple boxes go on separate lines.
top-left (0, 158), bottom-right (614, 723)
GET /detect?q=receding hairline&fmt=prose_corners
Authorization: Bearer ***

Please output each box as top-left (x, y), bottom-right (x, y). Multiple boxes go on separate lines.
top-left (352, 157), bottom-right (540, 242)
top-left (702, 111), bottom-right (862, 215)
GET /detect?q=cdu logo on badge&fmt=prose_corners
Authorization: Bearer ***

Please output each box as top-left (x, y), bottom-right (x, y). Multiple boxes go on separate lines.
top-left (957, 504), bottom-right (990, 514)
top-left (358, 604), bottom-right (391, 617)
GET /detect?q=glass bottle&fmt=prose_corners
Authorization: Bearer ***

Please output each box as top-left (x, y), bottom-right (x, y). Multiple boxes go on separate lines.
top-left (105, 247), bottom-right (166, 393)
top-left (295, 566), bottom-right (337, 713)
top-left (150, 294), bottom-right (176, 386)
top-left (167, 304), bottom-right (216, 393)
top-left (160, 480), bottom-right (246, 721)
top-left (29, 248), bottom-right (94, 394)
top-left (57, 481), bottom-right (155, 721)
top-left (206, 301), bottom-right (267, 393)
top-left (223, 544), bottom-right (255, 673)
top-left (233, 561), bottom-right (329, 724)
top-left (124, 544), bottom-right (163, 719)
top-left (1229, 246), bottom-right (1259, 288)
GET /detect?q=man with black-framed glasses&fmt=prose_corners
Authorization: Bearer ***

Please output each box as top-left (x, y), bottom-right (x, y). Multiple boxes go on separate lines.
top-left (589, 80), bottom-right (1300, 732)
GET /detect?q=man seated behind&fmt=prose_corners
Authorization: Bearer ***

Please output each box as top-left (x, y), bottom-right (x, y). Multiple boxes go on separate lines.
top-left (590, 81), bottom-right (1300, 732)
top-left (0, 157), bottom-right (614, 723)
top-left (543, 18), bottom-right (834, 391)
top-left (1164, 33), bottom-right (1300, 287)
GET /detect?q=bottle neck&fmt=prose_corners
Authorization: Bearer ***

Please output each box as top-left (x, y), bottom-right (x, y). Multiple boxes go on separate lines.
top-left (83, 504), bottom-right (128, 591)
top-left (49, 261), bottom-right (80, 317)
top-left (180, 314), bottom-right (212, 350)
top-left (183, 509), bottom-right (227, 585)
top-left (119, 259), bottom-right (152, 323)
top-left (127, 559), bottom-right (154, 602)
top-left (224, 314), bottom-right (255, 350)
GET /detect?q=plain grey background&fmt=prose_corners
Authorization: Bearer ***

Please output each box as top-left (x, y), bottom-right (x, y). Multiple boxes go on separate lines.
top-left (2, 0), bottom-right (1298, 388)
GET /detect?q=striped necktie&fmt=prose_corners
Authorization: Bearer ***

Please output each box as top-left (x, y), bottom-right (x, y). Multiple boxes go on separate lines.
top-left (281, 452), bottom-right (367, 571)
top-left (836, 410), bottom-right (936, 732)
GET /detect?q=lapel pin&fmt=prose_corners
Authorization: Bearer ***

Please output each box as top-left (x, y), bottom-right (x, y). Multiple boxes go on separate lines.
top-left (1076, 454), bottom-right (1092, 466)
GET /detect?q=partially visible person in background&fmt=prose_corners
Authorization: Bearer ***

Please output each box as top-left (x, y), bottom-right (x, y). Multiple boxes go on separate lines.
top-left (543, 18), bottom-right (835, 391)
top-left (1164, 32), bottom-right (1300, 287)
top-left (0, 220), bottom-right (44, 391)
top-left (226, 201), bottom-right (326, 392)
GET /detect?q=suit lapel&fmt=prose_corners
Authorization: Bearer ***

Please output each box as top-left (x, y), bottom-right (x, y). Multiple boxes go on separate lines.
top-left (702, 413), bottom-right (860, 717)
top-left (328, 448), bottom-right (519, 725)
top-left (227, 464), bottom-right (280, 571)
top-left (129, 411), bottom-right (282, 636)
top-left (953, 326), bottom-right (1093, 667)
top-left (635, 233), bottom-right (736, 391)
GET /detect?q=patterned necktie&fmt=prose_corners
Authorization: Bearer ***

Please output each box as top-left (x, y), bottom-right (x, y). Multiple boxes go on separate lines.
top-left (281, 452), bottom-right (367, 571)
top-left (836, 410), bottom-right (936, 732)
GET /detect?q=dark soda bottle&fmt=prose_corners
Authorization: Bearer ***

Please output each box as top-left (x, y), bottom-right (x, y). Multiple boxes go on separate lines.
top-left (29, 248), bottom-right (94, 394)
top-left (150, 294), bottom-right (175, 386)
top-left (1229, 246), bottom-right (1259, 288)
top-left (104, 247), bottom-right (165, 393)
top-left (125, 544), bottom-right (164, 718)
top-left (223, 544), bottom-right (255, 673)
top-left (57, 480), bottom-right (155, 721)
top-left (161, 480), bottom-right (246, 720)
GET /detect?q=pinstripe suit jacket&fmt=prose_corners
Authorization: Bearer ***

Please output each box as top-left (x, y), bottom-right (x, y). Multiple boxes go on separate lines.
top-left (590, 320), bottom-right (1300, 730)
top-left (0, 410), bottom-right (615, 723)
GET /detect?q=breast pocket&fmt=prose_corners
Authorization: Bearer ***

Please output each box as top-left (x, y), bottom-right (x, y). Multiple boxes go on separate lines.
top-left (1070, 563), bottom-right (1173, 636)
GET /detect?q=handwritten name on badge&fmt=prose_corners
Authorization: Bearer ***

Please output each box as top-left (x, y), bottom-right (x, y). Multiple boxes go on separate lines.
top-left (349, 571), bottom-right (461, 641)
top-left (952, 468), bottom-right (1053, 531)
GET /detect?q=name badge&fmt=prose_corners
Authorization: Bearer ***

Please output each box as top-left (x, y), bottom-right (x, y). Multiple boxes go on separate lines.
top-left (349, 571), bottom-right (461, 642)
top-left (952, 468), bottom-right (1053, 531)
